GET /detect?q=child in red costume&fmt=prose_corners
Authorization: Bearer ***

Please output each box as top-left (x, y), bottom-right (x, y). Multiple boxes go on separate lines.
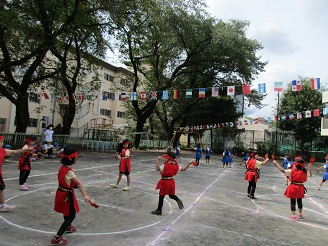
top-left (111, 139), bottom-right (131, 191)
top-left (245, 152), bottom-right (269, 199)
top-left (51, 146), bottom-right (91, 245)
top-left (18, 136), bottom-right (38, 191)
top-left (273, 157), bottom-right (312, 221)
top-left (0, 136), bottom-right (32, 212)
top-left (151, 152), bottom-right (193, 215)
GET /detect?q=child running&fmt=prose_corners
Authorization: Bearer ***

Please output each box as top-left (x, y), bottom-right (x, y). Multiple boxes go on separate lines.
top-left (151, 152), bottom-right (192, 215)
top-left (0, 136), bottom-right (32, 211)
top-left (273, 157), bottom-right (312, 220)
top-left (18, 136), bottom-right (38, 191)
top-left (111, 139), bottom-right (131, 191)
top-left (194, 144), bottom-right (202, 166)
top-left (51, 146), bottom-right (91, 245)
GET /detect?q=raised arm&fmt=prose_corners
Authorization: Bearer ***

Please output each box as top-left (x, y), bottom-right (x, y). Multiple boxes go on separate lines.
top-left (259, 158), bottom-right (269, 165)
top-left (6, 148), bottom-right (33, 157)
top-left (180, 162), bottom-right (192, 171)
top-left (317, 165), bottom-right (325, 172)
top-left (273, 160), bottom-right (285, 172)
top-left (156, 156), bottom-right (162, 171)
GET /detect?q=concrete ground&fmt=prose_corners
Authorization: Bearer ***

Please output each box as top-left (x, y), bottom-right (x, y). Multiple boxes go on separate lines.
top-left (1, 150), bottom-right (328, 246)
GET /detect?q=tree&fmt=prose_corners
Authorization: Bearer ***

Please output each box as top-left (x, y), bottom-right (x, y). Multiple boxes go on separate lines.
top-left (110, 0), bottom-right (266, 148)
top-left (0, 0), bottom-right (108, 133)
top-left (278, 78), bottom-right (323, 155)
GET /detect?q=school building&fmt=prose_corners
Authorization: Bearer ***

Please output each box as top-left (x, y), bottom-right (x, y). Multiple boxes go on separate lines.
top-left (0, 59), bottom-right (133, 138)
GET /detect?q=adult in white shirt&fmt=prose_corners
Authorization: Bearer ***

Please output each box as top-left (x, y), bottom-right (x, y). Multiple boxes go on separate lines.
top-left (44, 124), bottom-right (54, 143)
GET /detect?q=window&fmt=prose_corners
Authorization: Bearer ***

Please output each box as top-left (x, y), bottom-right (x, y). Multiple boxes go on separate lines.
top-left (29, 92), bottom-right (40, 103)
top-left (117, 111), bottom-right (125, 118)
top-left (120, 78), bottom-right (130, 87)
top-left (104, 73), bottom-right (114, 82)
top-left (0, 118), bottom-right (6, 132)
top-left (100, 108), bottom-right (111, 117)
top-left (28, 118), bottom-right (38, 127)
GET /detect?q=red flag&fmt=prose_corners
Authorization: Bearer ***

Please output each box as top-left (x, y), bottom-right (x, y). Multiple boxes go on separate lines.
top-left (314, 109), bottom-right (320, 117)
top-left (43, 93), bottom-right (49, 99)
top-left (242, 84), bottom-right (251, 95)
top-left (140, 92), bottom-right (146, 101)
top-left (274, 116), bottom-right (278, 122)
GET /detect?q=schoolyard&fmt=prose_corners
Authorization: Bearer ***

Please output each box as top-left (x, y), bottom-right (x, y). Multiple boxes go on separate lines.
top-left (1, 150), bottom-right (328, 246)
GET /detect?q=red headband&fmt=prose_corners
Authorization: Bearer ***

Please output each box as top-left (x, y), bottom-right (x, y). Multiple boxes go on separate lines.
top-left (162, 154), bottom-right (175, 161)
top-left (0, 136), bottom-right (4, 141)
top-left (123, 141), bottom-right (130, 145)
top-left (59, 152), bottom-right (79, 160)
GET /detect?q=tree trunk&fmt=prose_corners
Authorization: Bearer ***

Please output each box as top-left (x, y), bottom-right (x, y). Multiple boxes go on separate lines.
top-left (15, 95), bottom-right (30, 133)
top-left (134, 117), bottom-right (147, 149)
top-left (62, 97), bottom-right (76, 135)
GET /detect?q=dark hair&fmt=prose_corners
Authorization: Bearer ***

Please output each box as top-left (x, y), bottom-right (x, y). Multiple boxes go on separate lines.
top-left (61, 146), bottom-right (79, 166)
top-left (122, 139), bottom-right (129, 144)
top-left (47, 124), bottom-right (54, 129)
top-left (166, 151), bottom-right (176, 159)
top-left (294, 159), bottom-right (307, 173)
top-left (24, 136), bottom-right (37, 144)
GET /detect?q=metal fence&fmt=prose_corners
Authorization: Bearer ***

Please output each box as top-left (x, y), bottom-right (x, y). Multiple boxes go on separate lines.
top-left (0, 132), bottom-right (68, 147)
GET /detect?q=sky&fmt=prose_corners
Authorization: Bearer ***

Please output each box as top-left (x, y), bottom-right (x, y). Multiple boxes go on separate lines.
top-left (204, 0), bottom-right (328, 118)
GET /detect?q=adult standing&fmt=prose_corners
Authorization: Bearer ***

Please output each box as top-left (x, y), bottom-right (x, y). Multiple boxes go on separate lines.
top-left (245, 152), bottom-right (269, 199)
top-left (44, 124), bottom-right (54, 143)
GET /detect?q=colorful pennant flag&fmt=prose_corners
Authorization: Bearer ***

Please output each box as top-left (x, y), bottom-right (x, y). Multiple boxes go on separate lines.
top-left (212, 87), bottom-right (219, 97)
top-left (242, 84), bottom-right (251, 95)
top-left (43, 93), bottom-right (49, 99)
top-left (199, 88), bottom-right (205, 98)
top-left (244, 120), bottom-right (248, 125)
top-left (254, 118), bottom-right (258, 124)
top-left (227, 86), bottom-right (235, 96)
top-left (162, 90), bottom-right (168, 100)
top-left (140, 91), bottom-right (146, 101)
top-left (78, 93), bottom-right (85, 101)
top-left (274, 116), bottom-right (278, 122)
top-left (323, 107), bottom-right (328, 115)
top-left (173, 90), bottom-right (179, 99)
top-left (313, 109), bottom-right (320, 117)
top-left (258, 83), bottom-right (266, 94)
top-left (102, 91), bottom-right (108, 100)
top-left (310, 78), bottom-right (320, 90)
top-left (121, 92), bottom-right (127, 101)
top-left (186, 89), bottom-right (192, 99)
top-left (131, 92), bottom-right (137, 101)
top-left (267, 117), bottom-right (272, 123)
top-left (289, 114), bottom-right (295, 120)
top-left (110, 92), bottom-right (116, 100)
top-left (297, 112), bottom-right (302, 119)
top-left (305, 111), bottom-right (311, 118)
top-left (151, 91), bottom-right (157, 100)
top-left (292, 80), bottom-right (302, 91)
top-left (274, 82), bottom-right (283, 92)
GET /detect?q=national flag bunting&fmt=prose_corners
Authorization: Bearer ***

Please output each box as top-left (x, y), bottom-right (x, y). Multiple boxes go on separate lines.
top-left (258, 83), bottom-right (266, 94)
top-left (102, 91), bottom-right (109, 100)
top-left (242, 84), bottom-right (251, 95)
top-left (291, 80), bottom-right (302, 91)
top-left (313, 109), bottom-right (320, 117)
top-left (151, 91), bottom-right (157, 100)
top-left (120, 92), bottom-right (127, 101)
top-left (140, 92), bottom-right (146, 101)
top-left (211, 87), bottom-right (219, 97)
top-left (289, 114), bottom-right (295, 120)
top-left (297, 112), bottom-right (302, 119)
top-left (173, 90), bottom-right (179, 99)
top-left (227, 86), bottom-right (235, 96)
top-left (310, 78), bottom-right (320, 90)
top-left (305, 111), bottom-right (311, 118)
top-left (185, 89), bottom-right (192, 98)
top-left (162, 90), bottom-right (168, 100)
top-left (198, 88), bottom-right (205, 98)
top-left (274, 82), bottom-right (283, 92)
top-left (130, 92), bottom-right (137, 101)
top-left (43, 93), bottom-right (50, 99)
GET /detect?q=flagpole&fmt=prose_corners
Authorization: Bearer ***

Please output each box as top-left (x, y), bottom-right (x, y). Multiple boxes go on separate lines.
top-left (274, 92), bottom-right (280, 154)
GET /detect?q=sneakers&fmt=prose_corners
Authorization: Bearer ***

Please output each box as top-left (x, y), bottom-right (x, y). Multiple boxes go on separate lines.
top-left (151, 210), bottom-right (162, 215)
top-left (123, 186), bottom-right (130, 191)
top-left (23, 183), bottom-right (30, 188)
top-left (110, 184), bottom-right (118, 188)
top-left (0, 204), bottom-right (15, 212)
top-left (250, 196), bottom-right (257, 199)
top-left (51, 236), bottom-right (68, 245)
top-left (65, 226), bottom-right (76, 233)
top-left (318, 187), bottom-right (321, 190)
top-left (177, 199), bottom-right (184, 210)
top-left (298, 213), bottom-right (303, 219)
top-left (289, 215), bottom-right (297, 221)
top-left (19, 185), bottom-right (28, 191)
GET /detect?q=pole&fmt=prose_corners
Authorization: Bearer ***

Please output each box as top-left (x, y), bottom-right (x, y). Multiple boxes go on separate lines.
top-left (274, 92), bottom-right (280, 154)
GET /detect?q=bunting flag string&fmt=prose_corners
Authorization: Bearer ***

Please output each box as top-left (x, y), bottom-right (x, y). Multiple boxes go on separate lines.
top-left (37, 78), bottom-right (321, 102)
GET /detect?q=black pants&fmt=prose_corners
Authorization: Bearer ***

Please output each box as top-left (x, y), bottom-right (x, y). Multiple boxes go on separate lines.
top-left (247, 176), bottom-right (256, 197)
top-left (195, 158), bottom-right (200, 165)
top-left (19, 170), bottom-right (30, 185)
top-left (57, 199), bottom-right (76, 236)
top-left (157, 194), bottom-right (179, 211)
top-left (290, 198), bottom-right (303, 211)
